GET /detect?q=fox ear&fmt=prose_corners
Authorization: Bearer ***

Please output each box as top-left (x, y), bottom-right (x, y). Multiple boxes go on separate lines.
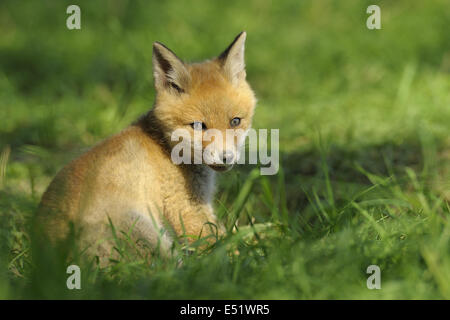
top-left (218, 31), bottom-right (247, 85)
top-left (152, 42), bottom-right (190, 94)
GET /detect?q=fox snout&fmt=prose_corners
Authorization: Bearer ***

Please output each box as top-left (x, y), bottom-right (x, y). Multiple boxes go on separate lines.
top-left (210, 150), bottom-right (237, 172)
top-left (201, 128), bottom-right (249, 171)
top-left (222, 150), bottom-right (236, 164)
top-left (203, 143), bottom-right (238, 171)
top-left (213, 149), bottom-right (236, 165)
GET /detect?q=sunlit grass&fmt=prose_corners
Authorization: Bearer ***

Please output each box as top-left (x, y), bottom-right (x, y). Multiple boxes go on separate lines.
top-left (0, 0), bottom-right (449, 299)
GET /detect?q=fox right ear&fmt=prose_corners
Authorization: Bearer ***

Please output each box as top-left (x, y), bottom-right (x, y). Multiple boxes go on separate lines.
top-left (152, 42), bottom-right (190, 94)
top-left (218, 31), bottom-right (247, 85)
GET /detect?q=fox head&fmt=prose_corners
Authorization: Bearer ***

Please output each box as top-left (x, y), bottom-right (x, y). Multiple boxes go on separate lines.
top-left (151, 32), bottom-right (256, 172)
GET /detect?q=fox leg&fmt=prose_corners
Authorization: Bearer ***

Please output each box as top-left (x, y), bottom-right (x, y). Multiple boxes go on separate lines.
top-left (80, 210), bottom-right (174, 266)
top-left (121, 211), bottom-right (175, 257)
top-left (164, 203), bottom-right (226, 247)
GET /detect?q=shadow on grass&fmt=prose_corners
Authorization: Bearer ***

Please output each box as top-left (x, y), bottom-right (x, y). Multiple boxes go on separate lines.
top-left (222, 139), bottom-right (425, 216)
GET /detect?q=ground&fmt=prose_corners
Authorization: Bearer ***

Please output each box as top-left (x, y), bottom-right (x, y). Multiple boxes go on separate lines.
top-left (0, 0), bottom-right (449, 299)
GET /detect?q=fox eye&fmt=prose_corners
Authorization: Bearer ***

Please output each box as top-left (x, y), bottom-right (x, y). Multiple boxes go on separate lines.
top-left (191, 121), bottom-right (207, 130)
top-left (230, 117), bottom-right (241, 127)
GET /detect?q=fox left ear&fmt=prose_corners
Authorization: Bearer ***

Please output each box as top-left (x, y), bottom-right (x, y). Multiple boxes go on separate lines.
top-left (152, 42), bottom-right (190, 94)
top-left (218, 31), bottom-right (247, 85)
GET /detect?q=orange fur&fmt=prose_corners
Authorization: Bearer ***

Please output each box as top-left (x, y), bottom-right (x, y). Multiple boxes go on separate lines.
top-left (36, 32), bottom-right (256, 265)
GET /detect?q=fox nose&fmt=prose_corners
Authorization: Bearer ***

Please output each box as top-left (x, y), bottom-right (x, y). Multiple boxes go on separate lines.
top-left (222, 150), bottom-right (235, 164)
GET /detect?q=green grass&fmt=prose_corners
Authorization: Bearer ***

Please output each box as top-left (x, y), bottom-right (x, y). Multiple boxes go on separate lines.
top-left (1, 0), bottom-right (450, 299)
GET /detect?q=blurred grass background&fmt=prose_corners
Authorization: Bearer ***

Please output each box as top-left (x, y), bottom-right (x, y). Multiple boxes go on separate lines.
top-left (0, 0), bottom-right (450, 299)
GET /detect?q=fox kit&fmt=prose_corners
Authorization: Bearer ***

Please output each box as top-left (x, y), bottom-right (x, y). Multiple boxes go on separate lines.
top-left (36, 32), bottom-right (256, 265)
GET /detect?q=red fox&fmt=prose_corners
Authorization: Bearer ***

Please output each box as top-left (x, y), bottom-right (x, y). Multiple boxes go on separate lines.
top-left (36, 32), bottom-right (256, 265)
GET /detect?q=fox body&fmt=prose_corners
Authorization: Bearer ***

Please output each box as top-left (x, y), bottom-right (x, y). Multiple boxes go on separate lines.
top-left (36, 32), bottom-right (256, 264)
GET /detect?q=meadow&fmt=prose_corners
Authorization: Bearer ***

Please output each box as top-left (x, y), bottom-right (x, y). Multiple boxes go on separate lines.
top-left (0, 0), bottom-right (449, 299)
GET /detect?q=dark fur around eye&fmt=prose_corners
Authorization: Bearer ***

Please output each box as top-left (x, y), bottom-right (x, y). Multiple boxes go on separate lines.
top-left (169, 82), bottom-right (184, 93)
top-left (191, 122), bottom-right (207, 130)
